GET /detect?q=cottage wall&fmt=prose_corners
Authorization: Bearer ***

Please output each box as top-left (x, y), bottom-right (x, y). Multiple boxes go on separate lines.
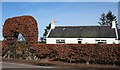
top-left (46, 38), bottom-right (119, 44)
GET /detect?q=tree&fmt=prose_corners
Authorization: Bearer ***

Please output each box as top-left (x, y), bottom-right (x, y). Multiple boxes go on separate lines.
top-left (40, 37), bottom-right (45, 43)
top-left (40, 23), bottom-right (51, 43)
top-left (98, 11), bottom-right (117, 27)
top-left (43, 23), bottom-right (51, 37)
top-left (46, 23), bottom-right (51, 30)
top-left (106, 11), bottom-right (117, 26)
top-left (98, 13), bottom-right (107, 26)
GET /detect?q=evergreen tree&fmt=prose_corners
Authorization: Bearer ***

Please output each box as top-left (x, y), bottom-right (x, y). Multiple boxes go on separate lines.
top-left (40, 23), bottom-right (51, 43)
top-left (98, 13), bottom-right (107, 26)
top-left (43, 23), bottom-right (51, 37)
top-left (98, 11), bottom-right (117, 27)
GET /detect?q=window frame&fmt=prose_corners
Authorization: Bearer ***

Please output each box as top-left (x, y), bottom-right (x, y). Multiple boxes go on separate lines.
top-left (95, 39), bottom-right (107, 44)
top-left (56, 39), bottom-right (65, 44)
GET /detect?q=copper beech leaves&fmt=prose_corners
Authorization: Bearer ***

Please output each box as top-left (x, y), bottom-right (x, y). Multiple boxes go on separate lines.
top-left (2, 16), bottom-right (38, 54)
top-left (35, 44), bottom-right (120, 65)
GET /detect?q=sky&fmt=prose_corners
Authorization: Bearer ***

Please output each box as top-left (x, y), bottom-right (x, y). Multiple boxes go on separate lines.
top-left (118, 2), bottom-right (120, 27)
top-left (0, 2), bottom-right (119, 40)
top-left (1, 0), bottom-right (120, 2)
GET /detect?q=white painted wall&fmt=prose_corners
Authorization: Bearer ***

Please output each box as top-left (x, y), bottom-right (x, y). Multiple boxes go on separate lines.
top-left (46, 38), bottom-right (119, 44)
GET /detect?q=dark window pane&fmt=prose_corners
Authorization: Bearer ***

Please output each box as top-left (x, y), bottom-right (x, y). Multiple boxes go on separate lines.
top-left (78, 41), bottom-right (81, 44)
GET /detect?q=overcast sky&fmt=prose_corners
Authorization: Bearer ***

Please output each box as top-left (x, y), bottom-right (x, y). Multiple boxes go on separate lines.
top-left (0, 1), bottom-right (119, 40)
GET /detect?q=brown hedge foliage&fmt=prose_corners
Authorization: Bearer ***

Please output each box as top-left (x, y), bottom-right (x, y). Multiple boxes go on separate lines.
top-left (2, 16), bottom-right (38, 53)
top-left (33, 44), bottom-right (120, 65)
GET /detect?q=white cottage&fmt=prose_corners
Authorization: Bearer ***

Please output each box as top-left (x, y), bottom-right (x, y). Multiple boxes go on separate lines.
top-left (46, 19), bottom-right (120, 44)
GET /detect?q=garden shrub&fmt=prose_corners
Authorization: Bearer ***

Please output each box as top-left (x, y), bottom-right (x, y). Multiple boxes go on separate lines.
top-left (34, 44), bottom-right (120, 66)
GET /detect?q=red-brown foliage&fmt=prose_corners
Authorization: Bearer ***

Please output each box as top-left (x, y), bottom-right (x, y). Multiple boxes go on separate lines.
top-left (34, 44), bottom-right (120, 65)
top-left (2, 16), bottom-right (38, 50)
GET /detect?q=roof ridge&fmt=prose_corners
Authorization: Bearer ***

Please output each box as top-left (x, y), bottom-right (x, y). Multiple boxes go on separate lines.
top-left (56, 26), bottom-right (111, 27)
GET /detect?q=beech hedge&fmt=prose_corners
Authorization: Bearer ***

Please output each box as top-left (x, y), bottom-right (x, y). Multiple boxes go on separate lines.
top-left (33, 44), bottom-right (120, 65)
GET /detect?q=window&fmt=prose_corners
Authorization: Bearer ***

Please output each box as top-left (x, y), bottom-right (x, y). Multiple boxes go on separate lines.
top-left (78, 38), bottom-right (82, 44)
top-left (95, 39), bottom-right (106, 44)
top-left (56, 39), bottom-right (65, 44)
top-left (101, 40), bottom-right (106, 41)
top-left (95, 40), bottom-right (100, 41)
top-left (98, 42), bottom-right (106, 44)
top-left (78, 41), bottom-right (82, 44)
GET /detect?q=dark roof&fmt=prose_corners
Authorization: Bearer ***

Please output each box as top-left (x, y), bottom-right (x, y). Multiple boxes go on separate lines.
top-left (48, 26), bottom-right (116, 38)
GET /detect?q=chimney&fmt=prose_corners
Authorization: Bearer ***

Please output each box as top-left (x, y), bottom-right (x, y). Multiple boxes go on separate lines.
top-left (112, 20), bottom-right (118, 40)
top-left (51, 18), bottom-right (56, 29)
top-left (112, 20), bottom-right (116, 28)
